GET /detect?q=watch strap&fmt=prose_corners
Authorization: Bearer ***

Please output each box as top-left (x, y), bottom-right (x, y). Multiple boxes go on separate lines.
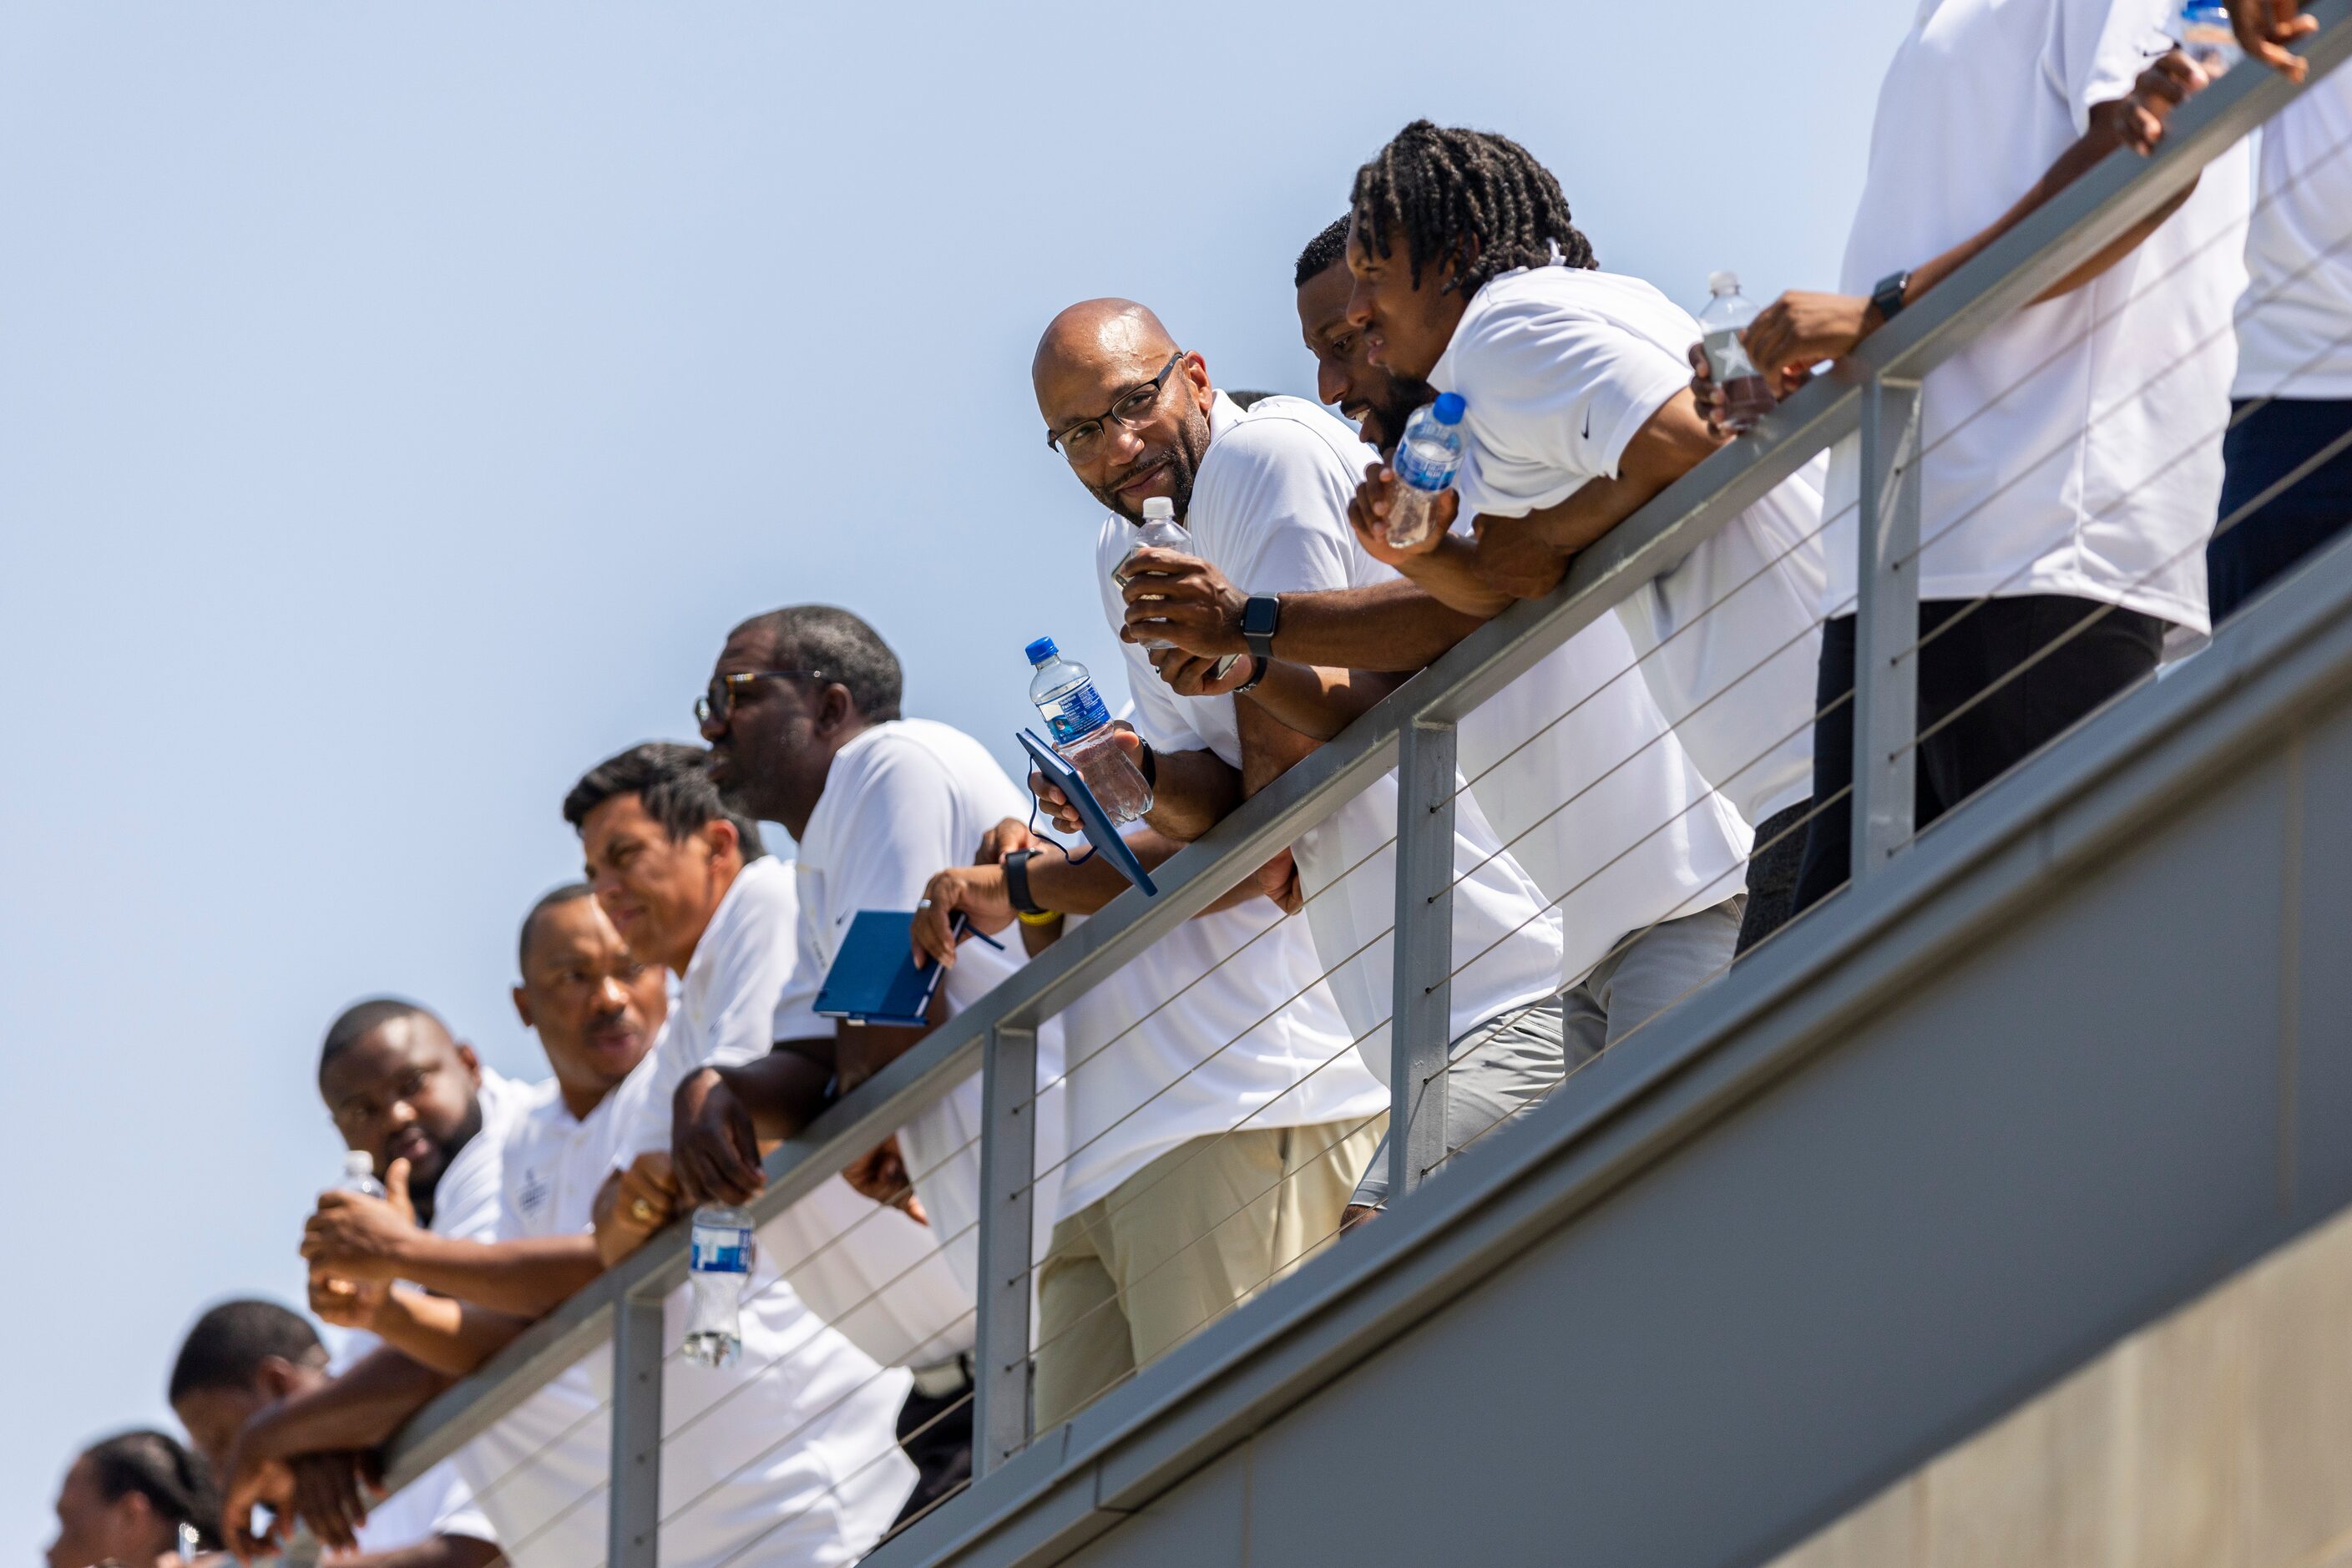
top-left (1232, 654), bottom-right (1270, 695)
top-left (1002, 849), bottom-right (1045, 918)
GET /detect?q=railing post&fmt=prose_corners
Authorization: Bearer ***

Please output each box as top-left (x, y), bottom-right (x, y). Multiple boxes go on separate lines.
top-left (973, 1021), bottom-right (1038, 1477)
top-left (1391, 717), bottom-right (1458, 1200)
top-left (606, 1292), bottom-right (665, 1566)
top-left (1851, 374), bottom-right (1925, 884)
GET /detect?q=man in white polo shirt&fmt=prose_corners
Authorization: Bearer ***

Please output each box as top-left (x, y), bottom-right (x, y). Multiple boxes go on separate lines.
top-left (663, 609), bottom-right (1065, 1348)
top-left (1032, 299), bottom-right (1626, 1229)
top-left (2213, 0), bottom-right (2352, 620)
top-left (1705, 3), bottom-right (2245, 912)
top-left (1290, 127), bottom-right (1830, 956)
top-left (561, 741), bottom-right (971, 1525)
top-left (907, 755), bottom-right (1388, 1426)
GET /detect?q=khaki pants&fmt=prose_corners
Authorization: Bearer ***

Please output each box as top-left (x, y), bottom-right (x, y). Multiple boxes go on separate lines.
top-left (1033, 1115), bottom-right (1385, 1429)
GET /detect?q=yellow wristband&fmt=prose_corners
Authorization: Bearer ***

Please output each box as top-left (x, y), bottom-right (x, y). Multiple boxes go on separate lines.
top-left (1016, 909), bottom-right (1062, 927)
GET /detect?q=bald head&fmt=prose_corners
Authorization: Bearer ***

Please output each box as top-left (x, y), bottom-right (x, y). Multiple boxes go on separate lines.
top-left (1034, 298), bottom-right (1215, 523)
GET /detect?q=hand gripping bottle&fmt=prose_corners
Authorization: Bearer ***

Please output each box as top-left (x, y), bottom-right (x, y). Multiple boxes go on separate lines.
top-left (1386, 392), bottom-right (1467, 549)
top-left (333, 1151), bottom-right (386, 1200)
top-left (1026, 638), bottom-right (1153, 823)
top-left (1115, 496), bottom-right (1190, 650)
top-left (1697, 271), bottom-right (1775, 433)
top-left (683, 1204), bottom-right (754, 1368)
top-left (2177, 2), bottom-right (2242, 72)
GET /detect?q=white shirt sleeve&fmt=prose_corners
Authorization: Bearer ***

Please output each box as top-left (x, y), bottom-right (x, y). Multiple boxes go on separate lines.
top-left (427, 1131), bottom-right (504, 1244)
top-left (2048, 0), bottom-right (2174, 133)
top-left (772, 867), bottom-right (831, 1046)
top-left (612, 1030), bottom-right (683, 1171)
top-left (825, 740), bottom-right (976, 917)
top-left (1198, 422), bottom-right (1373, 597)
top-left (694, 870), bottom-right (801, 1071)
top-left (1453, 300), bottom-right (1689, 518)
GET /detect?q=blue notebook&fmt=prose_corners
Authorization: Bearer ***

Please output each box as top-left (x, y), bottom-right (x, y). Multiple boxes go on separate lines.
top-left (814, 910), bottom-right (996, 1027)
top-left (1018, 728), bottom-right (1159, 898)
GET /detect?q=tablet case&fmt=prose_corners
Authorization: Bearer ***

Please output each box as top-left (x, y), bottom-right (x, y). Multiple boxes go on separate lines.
top-left (815, 910), bottom-right (962, 1027)
top-left (1018, 727), bottom-right (1159, 898)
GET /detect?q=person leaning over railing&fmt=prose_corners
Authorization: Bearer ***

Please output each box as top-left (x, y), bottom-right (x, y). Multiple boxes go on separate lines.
top-left (569, 738), bottom-right (969, 1528)
top-left (1690, 0), bottom-right (2247, 923)
top-left (1028, 298), bottom-right (1571, 1230)
top-left (1302, 124), bottom-right (1831, 957)
top-left (45, 1428), bottom-right (222, 1568)
top-left (2211, 0), bottom-right (2352, 620)
top-left (666, 606), bottom-right (1067, 1325)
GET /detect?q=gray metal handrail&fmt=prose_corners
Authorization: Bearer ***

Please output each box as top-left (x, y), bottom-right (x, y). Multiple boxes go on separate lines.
top-left (372, 11), bottom-right (2352, 1560)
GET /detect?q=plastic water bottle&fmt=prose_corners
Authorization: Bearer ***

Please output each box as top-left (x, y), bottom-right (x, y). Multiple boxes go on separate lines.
top-left (1025, 638), bottom-right (1153, 822)
top-left (1386, 392), bottom-right (1467, 549)
top-left (332, 1151), bottom-right (386, 1199)
top-left (1114, 497), bottom-right (1191, 650)
top-left (1698, 272), bottom-right (1775, 434)
top-left (683, 1204), bottom-right (753, 1368)
top-left (2177, 2), bottom-right (2242, 72)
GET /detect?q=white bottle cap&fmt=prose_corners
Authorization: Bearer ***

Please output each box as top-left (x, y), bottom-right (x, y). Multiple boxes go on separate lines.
top-left (344, 1150), bottom-right (376, 1179)
top-left (1708, 270), bottom-right (1740, 296)
top-left (1141, 497), bottom-right (1174, 521)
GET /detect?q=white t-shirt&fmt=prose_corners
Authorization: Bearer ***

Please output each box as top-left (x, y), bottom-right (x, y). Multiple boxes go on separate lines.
top-left (613, 854), bottom-right (974, 1370)
top-left (460, 1068), bottom-right (915, 1568)
top-left (772, 721), bottom-right (1068, 1299)
top-left (1114, 392), bottom-right (1563, 1072)
top-left (1431, 264), bottom-right (1830, 829)
top-left (338, 1068), bottom-right (530, 1554)
top-left (1824, 0), bottom-right (2252, 633)
top-left (2236, 66), bottom-right (2352, 398)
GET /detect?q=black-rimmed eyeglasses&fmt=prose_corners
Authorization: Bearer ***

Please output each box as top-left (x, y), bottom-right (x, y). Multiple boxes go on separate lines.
top-left (1044, 351), bottom-right (1186, 463)
top-left (695, 670), bottom-right (826, 726)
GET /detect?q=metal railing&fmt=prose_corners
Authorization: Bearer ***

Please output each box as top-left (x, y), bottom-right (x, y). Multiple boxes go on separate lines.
top-left (372, 10), bottom-right (2352, 1560)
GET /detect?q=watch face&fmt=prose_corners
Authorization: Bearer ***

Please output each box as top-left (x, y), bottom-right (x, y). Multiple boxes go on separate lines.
top-left (1243, 596), bottom-right (1278, 635)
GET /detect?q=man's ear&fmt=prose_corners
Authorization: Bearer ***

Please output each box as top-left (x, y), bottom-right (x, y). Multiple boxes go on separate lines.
top-left (812, 681), bottom-right (860, 741)
top-left (255, 1355), bottom-right (304, 1400)
top-left (702, 816), bottom-right (741, 864)
top-left (454, 1041), bottom-right (483, 1086)
top-left (512, 985), bottom-right (535, 1031)
top-left (1183, 349), bottom-right (1213, 408)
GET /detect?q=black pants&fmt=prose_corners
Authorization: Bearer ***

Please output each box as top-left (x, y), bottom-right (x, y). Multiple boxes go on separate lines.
top-left (1792, 594), bottom-right (2166, 916)
top-left (2209, 397), bottom-right (2352, 623)
top-left (888, 1378), bottom-right (974, 1530)
top-left (1733, 798), bottom-right (1812, 955)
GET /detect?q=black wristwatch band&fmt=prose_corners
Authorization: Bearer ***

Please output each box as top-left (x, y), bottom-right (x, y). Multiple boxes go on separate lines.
top-left (1870, 270), bottom-right (1912, 326)
top-left (1002, 849), bottom-right (1045, 918)
top-left (1135, 736), bottom-right (1157, 788)
top-left (1232, 654), bottom-right (1270, 695)
top-left (1241, 594), bottom-right (1281, 661)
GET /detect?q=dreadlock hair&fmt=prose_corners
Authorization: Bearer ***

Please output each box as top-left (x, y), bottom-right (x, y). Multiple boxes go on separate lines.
top-left (1349, 119), bottom-right (1596, 297)
top-left (1294, 215), bottom-right (1352, 289)
top-left (80, 1429), bottom-right (224, 1550)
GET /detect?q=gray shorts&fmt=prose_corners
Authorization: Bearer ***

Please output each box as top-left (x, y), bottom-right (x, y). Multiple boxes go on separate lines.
top-left (1350, 898), bottom-right (1743, 1210)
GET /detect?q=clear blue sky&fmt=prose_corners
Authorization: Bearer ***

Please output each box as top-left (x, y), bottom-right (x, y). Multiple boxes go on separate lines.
top-left (0, 0), bottom-right (1906, 1550)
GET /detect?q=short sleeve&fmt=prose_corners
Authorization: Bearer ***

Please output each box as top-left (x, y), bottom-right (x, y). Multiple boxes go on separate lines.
top-left (693, 874), bottom-right (802, 1070)
top-left (1195, 421), bottom-right (1373, 597)
top-left (772, 869), bottom-right (830, 1045)
top-left (1119, 640), bottom-right (1215, 754)
top-left (427, 1134), bottom-right (504, 1245)
top-left (611, 1029), bottom-right (684, 1171)
top-left (1452, 301), bottom-right (1687, 518)
top-left (2047, 0), bottom-right (2174, 132)
top-left (824, 742), bottom-right (976, 918)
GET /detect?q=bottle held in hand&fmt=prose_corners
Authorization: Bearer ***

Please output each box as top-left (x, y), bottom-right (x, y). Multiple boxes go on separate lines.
top-left (1025, 638), bottom-right (1153, 822)
top-left (1115, 496), bottom-right (1189, 650)
top-left (2176, 1), bottom-right (2242, 72)
top-left (332, 1151), bottom-right (386, 1199)
top-left (1386, 392), bottom-right (1467, 549)
top-left (683, 1204), bottom-right (754, 1368)
top-left (1698, 271), bottom-right (1775, 433)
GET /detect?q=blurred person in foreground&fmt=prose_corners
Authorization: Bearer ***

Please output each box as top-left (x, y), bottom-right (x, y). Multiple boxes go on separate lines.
top-left (566, 739), bottom-right (974, 1525)
top-left (2210, 0), bottom-right (2352, 619)
top-left (46, 1429), bottom-right (220, 1568)
top-left (1691, 0), bottom-right (2247, 915)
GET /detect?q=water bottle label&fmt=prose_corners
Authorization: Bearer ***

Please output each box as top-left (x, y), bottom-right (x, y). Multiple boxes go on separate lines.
top-left (1039, 681), bottom-right (1111, 746)
top-left (690, 1227), bottom-right (753, 1275)
top-left (1705, 327), bottom-right (1758, 382)
top-left (1393, 435), bottom-right (1458, 494)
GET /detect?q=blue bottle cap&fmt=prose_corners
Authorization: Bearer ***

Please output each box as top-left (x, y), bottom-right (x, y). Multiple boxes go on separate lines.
top-left (1432, 392), bottom-right (1467, 423)
top-left (1024, 637), bottom-right (1059, 665)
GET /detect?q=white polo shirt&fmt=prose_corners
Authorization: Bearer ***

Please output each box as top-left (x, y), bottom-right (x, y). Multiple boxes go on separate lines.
top-left (458, 1068), bottom-right (914, 1568)
top-left (771, 720), bottom-right (1068, 1300)
top-left (338, 1067), bottom-right (529, 1555)
top-left (1823, 0), bottom-right (2252, 634)
top-left (1110, 392), bottom-right (1563, 1072)
top-left (613, 853), bottom-right (974, 1370)
top-left (2235, 66), bottom-right (2352, 398)
top-left (1431, 264), bottom-right (1830, 830)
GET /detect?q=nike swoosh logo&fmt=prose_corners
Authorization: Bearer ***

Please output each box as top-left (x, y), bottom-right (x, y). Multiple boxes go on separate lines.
top-left (1582, 408), bottom-right (1593, 440)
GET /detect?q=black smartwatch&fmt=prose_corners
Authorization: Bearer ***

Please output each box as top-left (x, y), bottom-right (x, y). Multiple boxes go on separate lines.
top-left (1002, 849), bottom-right (1045, 918)
top-left (1869, 270), bottom-right (1913, 328)
top-left (1241, 594), bottom-right (1281, 661)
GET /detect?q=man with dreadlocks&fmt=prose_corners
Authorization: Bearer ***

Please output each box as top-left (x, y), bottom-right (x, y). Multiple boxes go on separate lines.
top-left (1334, 119), bottom-right (1831, 957)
